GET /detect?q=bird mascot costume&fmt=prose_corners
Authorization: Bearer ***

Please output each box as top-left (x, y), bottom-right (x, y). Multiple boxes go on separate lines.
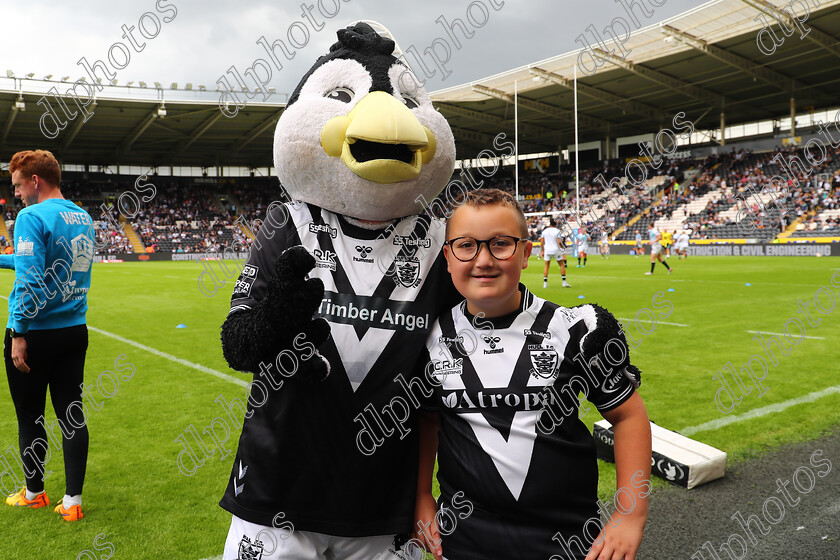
top-left (219, 22), bottom-right (457, 560)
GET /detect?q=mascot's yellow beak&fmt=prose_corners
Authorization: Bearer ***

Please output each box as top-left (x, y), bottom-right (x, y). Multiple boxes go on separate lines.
top-left (320, 91), bottom-right (437, 184)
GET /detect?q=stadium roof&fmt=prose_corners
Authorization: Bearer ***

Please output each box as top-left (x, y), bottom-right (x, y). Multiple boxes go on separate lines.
top-left (433, 0), bottom-right (840, 157)
top-left (1, 0), bottom-right (839, 168)
top-left (0, 84), bottom-right (285, 169)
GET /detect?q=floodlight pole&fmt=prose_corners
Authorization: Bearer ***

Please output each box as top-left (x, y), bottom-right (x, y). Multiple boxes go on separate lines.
top-left (574, 65), bottom-right (580, 225)
top-left (514, 80), bottom-right (519, 200)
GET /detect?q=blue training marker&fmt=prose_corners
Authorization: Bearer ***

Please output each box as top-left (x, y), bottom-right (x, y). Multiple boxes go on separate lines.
top-left (176, 324), bottom-right (187, 328)
top-left (745, 283), bottom-right (752, 287)
top-left (577, 295), bottom-right (585, 299)
top-left (667, 288), bottom-right (675, 292)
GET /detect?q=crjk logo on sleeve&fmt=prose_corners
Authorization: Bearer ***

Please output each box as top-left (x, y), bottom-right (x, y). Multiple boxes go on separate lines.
top-left (313, 249), bottom-right (337, 271)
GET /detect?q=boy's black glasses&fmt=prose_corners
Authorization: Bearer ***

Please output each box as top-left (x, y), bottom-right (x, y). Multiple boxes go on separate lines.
top-left (445, 236), bottom-right (523, 262)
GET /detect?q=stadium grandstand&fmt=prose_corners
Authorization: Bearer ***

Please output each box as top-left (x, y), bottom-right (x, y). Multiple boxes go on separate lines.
top-left (0, 0), bottom-right (838, 259)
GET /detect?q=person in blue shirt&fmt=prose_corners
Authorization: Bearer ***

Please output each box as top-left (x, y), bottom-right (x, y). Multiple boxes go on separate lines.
top-left (575, 226), bottom-right (591, 268)
top-left (3, 150), bottom-right (94, 522)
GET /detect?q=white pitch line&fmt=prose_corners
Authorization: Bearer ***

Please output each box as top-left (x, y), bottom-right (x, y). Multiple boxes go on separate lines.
top-left (86, 326), bottom-right (248, 388)
top-left (618, 317), bottom-right (690, 327)
top-left (747, 330), bottom-right (825, 340)
top-left (680, 385), bottom-right (840, 437)
top-left (581, 275), bottom-right (825, 288)
top-left (0, 295), bottom-right (246, 388)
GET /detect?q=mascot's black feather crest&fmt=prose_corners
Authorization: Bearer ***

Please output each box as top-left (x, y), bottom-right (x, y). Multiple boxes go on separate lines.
top-left (333, 24), bottom-right (395, 55)
top-left (287, 22), bottom-right (401, 107)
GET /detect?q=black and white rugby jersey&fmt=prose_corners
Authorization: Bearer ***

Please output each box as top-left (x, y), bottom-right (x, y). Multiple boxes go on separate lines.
top-left (219, 200), bottom-right (457, 535)
top-left (421, 285), bottom-right (637, 559)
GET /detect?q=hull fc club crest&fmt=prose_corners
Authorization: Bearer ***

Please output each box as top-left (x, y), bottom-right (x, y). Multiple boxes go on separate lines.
top-left (393, 255), bottom-right (421, 287)
top-left (237, 535), bottom-right (265, 560)
top-left (528, 345), bottom-right (559, 379)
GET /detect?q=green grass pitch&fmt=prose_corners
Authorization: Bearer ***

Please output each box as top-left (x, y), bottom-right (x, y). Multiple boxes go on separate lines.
top-left (0, 255), bottom-right (838, 559)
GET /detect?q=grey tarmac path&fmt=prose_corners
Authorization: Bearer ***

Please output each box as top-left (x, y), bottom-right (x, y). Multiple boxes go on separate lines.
top-left (637, 429), bottom-right (840, 559)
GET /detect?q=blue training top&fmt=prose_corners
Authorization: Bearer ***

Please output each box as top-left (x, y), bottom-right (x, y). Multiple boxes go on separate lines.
top-left (5, 199), bottom-right (95, 333)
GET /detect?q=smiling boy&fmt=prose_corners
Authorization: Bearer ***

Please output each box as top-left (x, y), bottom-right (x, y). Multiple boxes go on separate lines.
top-left (414, 189), bottom-right (651, 560)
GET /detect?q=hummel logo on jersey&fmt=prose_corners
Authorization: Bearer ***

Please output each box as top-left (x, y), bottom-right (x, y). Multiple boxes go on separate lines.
top-left (482, 335), bottom-right (504, 354)
top-left (393, 255), bottom-right (421, 287)
top-left (238, 535), bottom-right (265, 560)
top-left (524, 329), bottom-right (551, 339)
top-left (483, 336), bottom-right (501, 349)
top-left (313, 249), bottom-right (337, 271)
top-left (528, 345), bottom-right (560, 379)
top-left (393, 234), bottom-right (431, 248)
top-left (308, 223), bottom-right (338, 238)
top-left (353, 245), bottom-right (374, 263)
top-left (234, 460), bottom-right (247, 497)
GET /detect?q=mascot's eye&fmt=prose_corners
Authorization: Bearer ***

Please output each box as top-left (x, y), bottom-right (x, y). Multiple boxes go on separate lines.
top-left (325, 87), bottom-right (354, 103)
top-left (402, 96), bottom-right (419, 109)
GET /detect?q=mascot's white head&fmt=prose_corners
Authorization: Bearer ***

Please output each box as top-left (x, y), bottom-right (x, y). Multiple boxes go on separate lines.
top-left (273, 22), bottom-right (456, 221)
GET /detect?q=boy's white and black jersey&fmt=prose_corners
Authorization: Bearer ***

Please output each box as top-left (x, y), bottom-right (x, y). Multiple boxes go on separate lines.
top-left (420, 285), bottom-right (637, 560)
top-left (220, 201), bottom-right (456, 536)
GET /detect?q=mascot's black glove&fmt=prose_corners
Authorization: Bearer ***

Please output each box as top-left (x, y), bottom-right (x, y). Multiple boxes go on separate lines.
top-left (221, 246), bottom-right (331, 382)
top-left (576, 303), bottom-right (641, 389)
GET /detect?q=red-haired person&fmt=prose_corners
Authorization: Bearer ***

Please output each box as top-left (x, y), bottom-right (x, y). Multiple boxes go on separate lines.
top-left (3, 150), bottom-right (95, 521)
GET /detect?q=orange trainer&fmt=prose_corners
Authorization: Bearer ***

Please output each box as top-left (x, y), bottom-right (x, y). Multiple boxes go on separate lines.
top-left (54, 500), bottom-right (84, 522)
top-left (5, 488), bottom-right (50, 508)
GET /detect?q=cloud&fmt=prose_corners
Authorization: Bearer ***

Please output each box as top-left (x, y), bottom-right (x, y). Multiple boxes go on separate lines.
top-left (2, 0), bottom-right (704, 94)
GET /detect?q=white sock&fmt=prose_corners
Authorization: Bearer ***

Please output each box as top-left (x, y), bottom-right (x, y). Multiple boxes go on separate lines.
top-left (63, 494), bottom-right (82, 507)
top-left (24, 489), bottom-right (44, 501)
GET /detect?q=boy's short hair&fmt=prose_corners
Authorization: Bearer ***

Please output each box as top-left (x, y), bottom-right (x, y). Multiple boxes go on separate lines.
top-left (10, 150), bottom-right (61, 187)
top-left (446, 188), bottom-right (528, 238)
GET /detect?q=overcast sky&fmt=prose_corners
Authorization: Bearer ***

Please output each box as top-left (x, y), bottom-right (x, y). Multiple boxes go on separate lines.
top-left (3, 0), bottom-right (705, 97)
